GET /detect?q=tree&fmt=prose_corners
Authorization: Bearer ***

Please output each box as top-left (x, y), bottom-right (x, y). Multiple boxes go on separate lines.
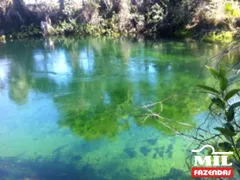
top-left (59, 0), bottom-right (64, 11)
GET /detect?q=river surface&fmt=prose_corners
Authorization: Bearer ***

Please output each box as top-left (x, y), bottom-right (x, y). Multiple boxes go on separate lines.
top-left (0, 38), bottom-right (236, 179)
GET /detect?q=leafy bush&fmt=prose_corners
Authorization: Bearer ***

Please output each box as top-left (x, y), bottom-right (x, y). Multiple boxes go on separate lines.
top-left (225, 2), bottom-right (240, 17)
top-left (55, 19), bottom-right (78, 35)
top-left (203, 30), bottom-right (234, 43)
top-left (11, 24), bottom-right (41, 39)
top-left (197, 66), bottom-right (240, 173)
top-left (1, 0), bottom-right (240, 41)
top-left (146, 3), bottom-right (165, 23)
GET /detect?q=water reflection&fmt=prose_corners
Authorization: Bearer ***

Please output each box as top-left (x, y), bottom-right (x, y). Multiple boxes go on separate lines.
top-left (0, 37), bottom-right (236, 179)
top-left (0, 59), bottom-right (10, 90)
top-left (44, 38), bottom-right (55, 50)
top-left (0, 38), bottom-right (232, 136)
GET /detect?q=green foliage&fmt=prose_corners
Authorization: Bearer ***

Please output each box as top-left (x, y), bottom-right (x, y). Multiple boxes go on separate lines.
top-left (54, 19), bottom-right (78, 35)
top-left (219, 141), bottom-right (233, 151)
top-left (50, 15), bottom-right (121, 38)
top-left (197, 67), bottom-right (240, 163)
top-left (225, 89), bottom-right (240, 101)
top-left (81, 16), bottom-right (120, 38)
top-left (146, 3), bottom-right (165, 23)
top-left (174, 29), bottom-right (192, 38)
top-left (203, 31), bottom-right (234, 43)
top-left (11, 24), bottom-right (41, 39)
top-left (2, 0), bottom-right (240, 41)
top-left (197, 85), bottom-right (220, 95)
top-left (225, 2), bottom-right (240, 17)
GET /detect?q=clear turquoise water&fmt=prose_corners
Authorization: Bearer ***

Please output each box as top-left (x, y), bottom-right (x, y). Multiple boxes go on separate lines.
top-left (0, 38), bottom-right (232, 179)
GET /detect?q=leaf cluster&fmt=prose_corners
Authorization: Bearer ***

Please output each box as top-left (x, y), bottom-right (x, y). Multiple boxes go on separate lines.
top-left (197, 66), bottom-right (240, 159)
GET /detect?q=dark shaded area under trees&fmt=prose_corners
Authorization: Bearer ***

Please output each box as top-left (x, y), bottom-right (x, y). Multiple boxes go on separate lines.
top-left (1, 0), bottom-right (240, 41)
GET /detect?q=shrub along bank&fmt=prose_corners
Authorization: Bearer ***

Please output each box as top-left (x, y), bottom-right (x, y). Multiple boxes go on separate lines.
top-left (1, 0), bottom-right (240, 42)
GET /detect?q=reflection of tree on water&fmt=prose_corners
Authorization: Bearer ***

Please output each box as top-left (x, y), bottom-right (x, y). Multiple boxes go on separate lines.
top-left (53, 38), bottom-right (136, 140)
top-left (0, 63), bottom-right (8, 90)
top-left (0, 37), bottom-right (231, 140)
top-left (55, 80), bottom-right (134, 140)
top-left (9, 64), bottom-right (31, 104)
top-left (0, 81), bottom-right (3, 90)
top-left (51, 38), bottom-right (209, 139)
top-left (44, 38), bottom-right (55, 50)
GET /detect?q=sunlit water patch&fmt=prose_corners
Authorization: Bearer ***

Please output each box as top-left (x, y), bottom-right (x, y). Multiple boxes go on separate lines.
top-left (0, 38), bottom-right (232, 179)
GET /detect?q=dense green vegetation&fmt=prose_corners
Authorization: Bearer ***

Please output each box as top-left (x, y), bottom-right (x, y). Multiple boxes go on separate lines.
top-left (1, 0), bottom-right (240, 42)
top-left (183, 66), bottom-right (240, 175)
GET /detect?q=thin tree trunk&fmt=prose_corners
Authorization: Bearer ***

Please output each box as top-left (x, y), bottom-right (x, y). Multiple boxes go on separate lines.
top-left (12, 0), bottom-right (29, 24)
top-left (12, 0), bottom-right (25, 14)
top-left (59, 0), bottom-right (64, 11)
top-left (118, 0), bottom-right (131, 31)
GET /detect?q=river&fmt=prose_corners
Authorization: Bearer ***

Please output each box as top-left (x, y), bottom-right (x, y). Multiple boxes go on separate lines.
top-left (0, 37), bottom-right (236, 179)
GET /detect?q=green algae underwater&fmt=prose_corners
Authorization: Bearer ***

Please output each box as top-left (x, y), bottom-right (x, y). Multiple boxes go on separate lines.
top-left (0, 37), bottom-right (238, 180)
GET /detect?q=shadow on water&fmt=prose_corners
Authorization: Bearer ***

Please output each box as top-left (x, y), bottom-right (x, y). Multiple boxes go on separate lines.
top-left (0, 157), bottom-right (106, 180)
top-left (156, 168), bottom-right (193, 180)
top-left (0, 157), bottom-right (194, 180)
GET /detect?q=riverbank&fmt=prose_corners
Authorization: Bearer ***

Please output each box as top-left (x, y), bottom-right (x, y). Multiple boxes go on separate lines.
top-left (1, 0), bottom-right (240, 43)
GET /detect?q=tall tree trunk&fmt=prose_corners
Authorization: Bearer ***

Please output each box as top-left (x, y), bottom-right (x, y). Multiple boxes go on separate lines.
top-left (59, 0), bottom-right (64, 11)
top-left (12, 0), bottom-right (29, 24)
top-left (12, 0), bottom-right (26, 15)
top-left (118, 0), bottom-right (131, 31)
